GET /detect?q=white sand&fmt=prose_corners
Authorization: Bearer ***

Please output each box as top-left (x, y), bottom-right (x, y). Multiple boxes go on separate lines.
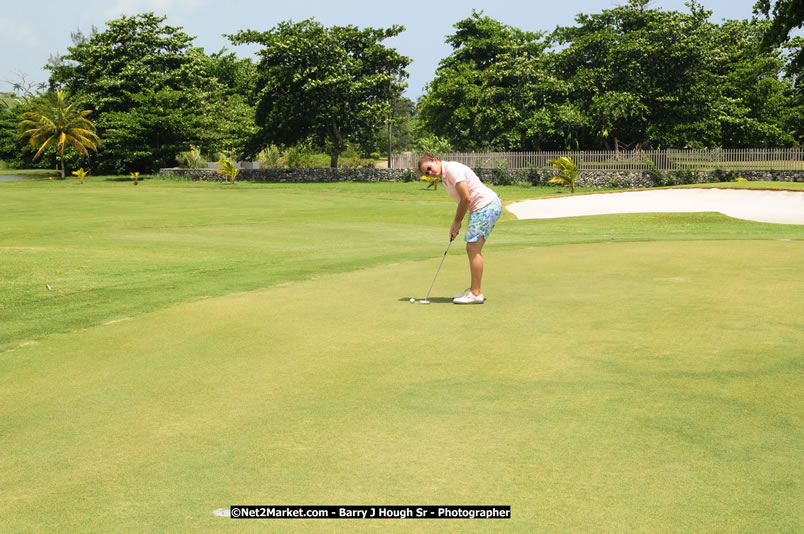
top-left (506, 188), bottom-right (804, 225)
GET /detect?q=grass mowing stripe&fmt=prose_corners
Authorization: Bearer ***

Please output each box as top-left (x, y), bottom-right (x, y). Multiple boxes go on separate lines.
top-left (0, 240), bottom-right (801, 532)
top-left (3, 181), bottom-right (802, 352)
top-left (0, 182), bottom-right (448, 350)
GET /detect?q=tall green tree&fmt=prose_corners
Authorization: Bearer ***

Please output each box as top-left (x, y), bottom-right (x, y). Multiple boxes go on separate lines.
top-left (551, 0), bottom-right (724, 149)
top-left (550, 0), bottom-right (799, 148)
top-left (754, 0), bottom-right (804, 78)
top-left (190, 49), bottom-right (259, 160)
top-left (419, 2), bottom-right (800, 150)
top-left (388, 97), bottom-right (417, 153)
top-left (417, 11), bottom-right (552, 150)
top-left (714, 19), bottom-right (798, 146)
top-left (229, 19), bottom-right (411, 167)
top-left (17, 90), bottom-right (99, 177)
top-left (472, 40), bottom-right (570, 150)
top-left (47, 13), bottom-right (230, 173)
top-left (0, 103), bottom-right (31, 167)
top-left (363, 96), bottom-right (417, 157)
top-left (205, 49), bottom-right (258, 104)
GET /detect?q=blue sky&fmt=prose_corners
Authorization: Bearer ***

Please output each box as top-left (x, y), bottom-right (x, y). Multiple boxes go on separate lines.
top-left (2, 0), bottom-right (771, 99)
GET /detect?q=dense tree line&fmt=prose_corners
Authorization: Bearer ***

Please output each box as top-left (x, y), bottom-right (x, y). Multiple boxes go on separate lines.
top-left (754, 0), bottom-right (804, 76)
top-left (419, 1), bottom-right (802, 151)
top-left (0, 1), bottom-right (801, 173)
top-left (228, 20), bottom-right (410, 167)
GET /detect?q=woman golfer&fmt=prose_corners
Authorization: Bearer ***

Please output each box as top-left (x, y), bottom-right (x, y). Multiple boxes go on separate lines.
top-left (418, 152), bottom-right (503, 304)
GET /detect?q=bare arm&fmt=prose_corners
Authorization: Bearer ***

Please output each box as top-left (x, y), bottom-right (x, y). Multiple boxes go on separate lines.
top-left (450, 181), bottom-right (471, 241)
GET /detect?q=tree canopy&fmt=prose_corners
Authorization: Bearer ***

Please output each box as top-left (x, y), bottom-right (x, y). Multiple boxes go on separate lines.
top-left (754, 0), bottom-right (803, 89)
top-left (417, 2), bottom-right (801, 151)
top-left (229, 19), bottom-right (411, 167)
top-left (2, 5), bottom-right (801, 174)
top-left (17, 89), bottom-right (100, 177)
top-left (47, 13), bottom-right (256, 173)
top-left (417, 11), bottom-right (553, 150)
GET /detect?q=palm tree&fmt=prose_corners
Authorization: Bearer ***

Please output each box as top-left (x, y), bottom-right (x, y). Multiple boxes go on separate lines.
top-left (548, 156), bottom-right (580, 194)
top-left (18, 90), bottom-right (100, 178)
top-left (215, 159), bottom-right (240, 184)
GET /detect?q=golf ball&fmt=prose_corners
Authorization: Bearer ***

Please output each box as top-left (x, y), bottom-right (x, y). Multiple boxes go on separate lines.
top-left (410, 298), bottom-right (416, 303)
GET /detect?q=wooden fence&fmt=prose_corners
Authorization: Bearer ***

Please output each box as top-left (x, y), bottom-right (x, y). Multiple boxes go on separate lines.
top-left (391, 148), bottom-right (804, 172)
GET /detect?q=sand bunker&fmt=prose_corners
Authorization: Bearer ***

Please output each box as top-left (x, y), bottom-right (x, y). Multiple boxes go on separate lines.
top-left (506, 188), bottom-right (804, 225)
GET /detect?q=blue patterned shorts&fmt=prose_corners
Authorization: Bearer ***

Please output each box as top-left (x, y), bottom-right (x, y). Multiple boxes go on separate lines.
top-left (465, 196), bottom-right (503, 242)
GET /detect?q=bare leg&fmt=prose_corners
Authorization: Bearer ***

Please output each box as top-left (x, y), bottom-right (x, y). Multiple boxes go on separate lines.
top-left (466, 237), bottom-right (486, 296)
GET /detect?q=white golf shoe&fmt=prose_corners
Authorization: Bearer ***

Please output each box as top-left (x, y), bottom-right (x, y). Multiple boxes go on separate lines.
top-left (453, 287), bottom-right (472, 299)
top-left (453, 292), bottom-right (485, 304)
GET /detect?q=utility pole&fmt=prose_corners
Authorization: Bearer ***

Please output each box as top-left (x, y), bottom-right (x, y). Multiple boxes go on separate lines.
top-left (387, 78), bottom-right (393, 169)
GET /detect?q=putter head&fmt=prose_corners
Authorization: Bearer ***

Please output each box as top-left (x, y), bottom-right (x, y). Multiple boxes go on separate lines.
top-left (419, 299), bottom-right (430, 304)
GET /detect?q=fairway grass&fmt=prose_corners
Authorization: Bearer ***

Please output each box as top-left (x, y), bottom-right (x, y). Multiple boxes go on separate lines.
top-left (1, 180), bottom-right (803, 532)
top-left (2, 179), bottom-right (802, 353)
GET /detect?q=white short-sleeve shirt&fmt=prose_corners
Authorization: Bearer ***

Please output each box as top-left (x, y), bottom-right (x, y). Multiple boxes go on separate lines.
top-left (441, 161), bottom-right (498, 212)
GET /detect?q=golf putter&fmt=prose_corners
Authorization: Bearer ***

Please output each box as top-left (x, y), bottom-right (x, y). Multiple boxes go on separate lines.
top-left (420, 239), bottom-right (453, 304)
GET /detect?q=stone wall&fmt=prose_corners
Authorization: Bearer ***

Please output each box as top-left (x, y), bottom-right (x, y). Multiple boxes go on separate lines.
top-left (160, 167), bottom-right (415, 183)
top-left (577, 169), bottom-right (804, 188)
top-left (160, 167), bottom-right (804, 187)
top-left (474, 168), bottom-right (804, 187)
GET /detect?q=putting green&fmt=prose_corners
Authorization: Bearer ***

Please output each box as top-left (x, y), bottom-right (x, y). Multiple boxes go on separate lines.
top-left (1, 239), bottom-right (801, 533)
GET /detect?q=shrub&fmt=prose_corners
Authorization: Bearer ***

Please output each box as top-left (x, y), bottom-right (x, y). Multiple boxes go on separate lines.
top-left (340, 156), bottom-right (362, 168)
top-left (712, 168), bottom-right (737, 182)
top-left (605, 175), bottom-right (624, 188)
top-left (286, 144), bottom-right (313, 168)
top-left (645, 158), bottom-right (671, 187)
top-left (340, 145), bottom-right (360, 162)
top-left (257, 145), bottom-right (284, 168)
top-left (672, 169), bottom-right (698, 185)
top-left (527, 164), bottom-right (553, 186)
top-left (491, 159), bottom-right (516, 185)
top-left (177, 146), bottom-right (206, 169)
top-left (414, 135), bottom-right (453, 154)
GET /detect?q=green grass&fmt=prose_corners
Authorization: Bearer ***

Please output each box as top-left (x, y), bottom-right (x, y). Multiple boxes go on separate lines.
top-left (0, 168), bottom-right (55, 177)
top-left (3, 178), bottom-right (799, 352)
top-left (1, 178), bottom-right (802, 532)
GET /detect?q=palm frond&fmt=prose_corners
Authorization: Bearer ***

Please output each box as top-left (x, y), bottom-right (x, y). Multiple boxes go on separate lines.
top-left (420, 175), bottom-right (441, 190)
top-left (32, 136), bottom-right (56, 161)
top-left (18, 90), bottom-right (99, 175)
top-left (67, 138), bottom-right (91, 157)
top-left (215, 159), bottom-right (240, 184)
top-left (548, 156), bottom-right (579, 193)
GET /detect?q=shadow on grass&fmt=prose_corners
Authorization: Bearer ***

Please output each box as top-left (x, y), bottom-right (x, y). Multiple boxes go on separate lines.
top-left (397, 297), bottom-right (454, 304)
top-left (104, 177), bottom-right (139, 183)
